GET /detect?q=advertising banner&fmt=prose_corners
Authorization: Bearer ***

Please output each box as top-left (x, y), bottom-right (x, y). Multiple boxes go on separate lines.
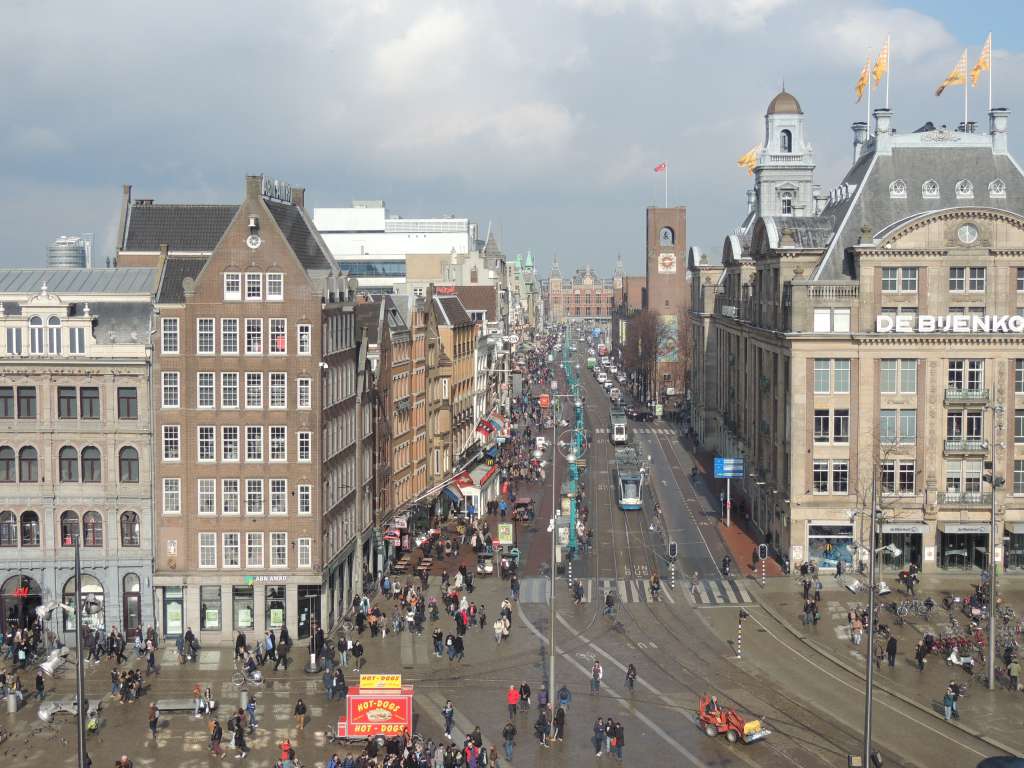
top-left (346, 692), bottom-right (412, 736)
top-left (359, 674), bottom-right (402, 690)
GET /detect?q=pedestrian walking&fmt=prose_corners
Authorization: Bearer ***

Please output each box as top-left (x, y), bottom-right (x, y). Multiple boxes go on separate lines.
top-left (433, 628), bottom-right (444, 657)
top-left (915, 640), bottom-right (927, 672)
top-left (275, 628), bottom-right (291, 671)
top-left (501, 721), bottom-right (516, 760)
top-left (612, 720), bottom-right (624, 761)
top-left (234, 723), bottom-right (248, 759)
top-left (590, 660), bottom-right (603, 694)
top-left (34, 669), bottom-right (44, 701)
top-left (234, 631), bottom-right (247, 661)
top-left (625, 663), bottom-right (637, 693)
top-left (886, 635), bottom-right (898, 669)
top-left (506, 685), bottom-right (519, 720)
top-left (557, 684), bottom-right (571, 710)
top-left (943, 687), bottom-right (955, 721)
top-left (851, 615), bottom-right (863, 645)
top-left (293, 698), bottom-right (306, 732)
top-left (148, 703), bottom-right (159, 739)
top-left (442, 700), bottom-right (455, 739)
top-left (814, 578), bottom-right (822, 603)
top-left (874, 636), bottom-right (886, 670)
top-left (534, 709), bottom-right (550, 747)
top-left (592, 717), bottom-right (605, 756)
top-left (245, 695), bottom-right (257, 732)
top-left (552, 707), bottom-right (565, 741)
top-left (323, 668), bottom-right (334, 701)
top-left (1008, 658), bottom-right (1021, 691)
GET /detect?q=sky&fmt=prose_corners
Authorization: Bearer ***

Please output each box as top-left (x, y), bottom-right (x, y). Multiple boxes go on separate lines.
top-left (0, 0), bottom-right (1020, 278)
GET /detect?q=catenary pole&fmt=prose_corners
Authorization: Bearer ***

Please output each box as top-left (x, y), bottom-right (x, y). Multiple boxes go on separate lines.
top-left (74, 533), bottom-right (88, 768)
top-left (862, 477), bottom-right (877, 765)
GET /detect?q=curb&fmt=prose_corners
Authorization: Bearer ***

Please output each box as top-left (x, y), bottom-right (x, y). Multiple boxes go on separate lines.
top-left (745, 584), bottom-right (1019, 758)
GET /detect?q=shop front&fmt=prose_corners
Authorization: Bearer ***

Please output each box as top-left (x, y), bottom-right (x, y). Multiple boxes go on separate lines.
top-left (163, 586), bottom-right (185, 637)
top-left (806, 522), bottom-right (855, 571)
top-left (0, 575), bottom-right (42, 636)
top-left (878, 521), bottom-right (927, 572)
top-left (297, 584), bottom-right (321, 640)
top-left (938, 521), bottom-right (992, 571)
top-left (1006, 521), bottom-right (1024, 571)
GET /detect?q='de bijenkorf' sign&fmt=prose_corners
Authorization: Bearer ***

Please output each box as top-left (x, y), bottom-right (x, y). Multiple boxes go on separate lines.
top-left (876, 314), bottom-right (1024, 334)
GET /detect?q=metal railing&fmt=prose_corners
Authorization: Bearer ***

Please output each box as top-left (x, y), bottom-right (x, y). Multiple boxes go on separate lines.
top-left (938, 491), bottom-right (993, 506)
top-left (944, 387), bottom-right (989, 402)
top-left (943, 438), bottom-right (988, 454)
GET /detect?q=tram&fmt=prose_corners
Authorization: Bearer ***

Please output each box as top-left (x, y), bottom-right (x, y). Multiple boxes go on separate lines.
top-left (614, 447), bottom-right (644, 510)
top-left (609, 407), bottom-right (628, 445)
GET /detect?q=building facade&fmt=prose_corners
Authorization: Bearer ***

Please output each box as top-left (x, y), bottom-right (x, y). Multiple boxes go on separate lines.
top-left (544, 259), bottom-right (615, 324)
top-left (644, 207), bottom-right (689, 411)
top-left (0, 268), bottom-right (156, 643)
top-left (691, 91), bottom-right (1024, 575)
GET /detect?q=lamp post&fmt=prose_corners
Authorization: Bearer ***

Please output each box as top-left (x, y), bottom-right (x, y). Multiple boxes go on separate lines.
top-left (988, 403), bottom-right (1005, 690)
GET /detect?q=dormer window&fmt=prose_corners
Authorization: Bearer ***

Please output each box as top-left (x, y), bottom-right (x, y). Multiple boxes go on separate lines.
top-left (922, 179), bottom-right (940, 199)
top-left (889, 179), bottom-right (907, 199)
top-left (780, 129), bottom-right (793, 153)
top-left (989, 178), bottom-right (1006, 199)
top-left (780, 191), bottom-right (794, 216)
top-left (955, 179), bottom-right (974, 199)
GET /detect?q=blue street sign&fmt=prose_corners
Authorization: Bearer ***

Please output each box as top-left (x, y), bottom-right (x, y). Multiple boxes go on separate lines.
top-left (714, 457), bottom-right (744, 479)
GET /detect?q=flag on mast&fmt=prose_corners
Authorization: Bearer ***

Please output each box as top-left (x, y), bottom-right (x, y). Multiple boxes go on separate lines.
top-left (935, 49), bottom-right (967, 96)
top-left (736, 145), bottom-right (760, 175)
top-left (971, 33), bottom-right (991, 86)
top-left (855, 56), bottom-right (870, 102)
top-left (873, 36), bottom-right (890, 88)
top-left (653, 162), bottom-right (666, 173)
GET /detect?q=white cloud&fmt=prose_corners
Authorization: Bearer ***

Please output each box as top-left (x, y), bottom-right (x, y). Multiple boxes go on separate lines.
top-left (372, 8), bottom-right (470, 91)
top-left (814, 7), bottom-right (954, 65)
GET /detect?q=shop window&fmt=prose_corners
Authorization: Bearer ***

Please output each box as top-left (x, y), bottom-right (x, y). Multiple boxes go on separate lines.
top-left (266, 586), bottom-right (286, 630)
top-left (200, 585), bottom-right (221, 631)
top-left (807, 524), bottom-right (854, 570)
top-left (62, 574), bottom-right (104, 631)
top-left (233, 586), bottom-right (254, 630)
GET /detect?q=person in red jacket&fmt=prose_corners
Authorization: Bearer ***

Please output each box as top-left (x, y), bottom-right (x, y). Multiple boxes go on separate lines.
top-left (506, 685), bottom-right (520, 720)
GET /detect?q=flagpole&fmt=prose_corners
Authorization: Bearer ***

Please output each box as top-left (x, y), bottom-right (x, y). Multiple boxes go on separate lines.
top-left (885, 35), bottom-right (891, 109)
top-left (989, 35), bottom-right (993, 111)
top-left (867, 51), bottom-right (872, 135)
top-left (964, 66), bottom-right (969, 128)
top-left (664, 164), bottom-right (669, 208)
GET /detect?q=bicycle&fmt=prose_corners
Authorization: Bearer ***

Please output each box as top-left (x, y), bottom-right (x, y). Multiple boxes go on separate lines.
top-left (231, 661), bottom-right (264, 690)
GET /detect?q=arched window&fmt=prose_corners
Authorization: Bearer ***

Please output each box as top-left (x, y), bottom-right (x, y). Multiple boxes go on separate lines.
top-left (62, 574), bottom-right (104, 631)
top-left (780, 191), bottom-right (794, 216)
top-left (29, 316), bottom-right (43, 354)
top-left (0, 447), bottom-right (14, 482)
top-left (18, 447), bottom-right (38, 482)
top-left (955, 179), bottom-right (974, 199)
top-left (120, 511), bottom-right (141, 547)
top-left (889, 179), bottom-right (907, 199)
top-left (20, 511), bottom-right (39, 547)
top-left (83, 511), bottom-right (102, 547)
top-left (47, 317), bottom-right (61, 354)
top-left (780, 129), bottom-right (793, 153)
top-left (59, 446), bottom-right (79, 482)
top-left (119, 447), bottom-right (139, 483)
top-left (81, 446), bottom-right (101, 483)
top-left (124, 573), bottom-right (141, 592)
top-left (989, 178), bottom-right (1007, 198)
top-left (659, 227), bottom-right (675, 246)
top-left (0, 511), bottom-right (16, 547)
top-left (60, 511), bottom-right (79, 546)
top-left (922, 179), bottom-right (939, 199)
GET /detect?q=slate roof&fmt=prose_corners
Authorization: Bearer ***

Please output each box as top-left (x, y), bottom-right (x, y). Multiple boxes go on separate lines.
top-left (433, 295), bottom-right (474, 327)
top-left (156, 257), bottom-right (207, 304)
top-left (764, 216), bottom-right (834, 249)
top-left (452, 285), bottom-right (497, 317)
top-left (265, 200), bottom-right (336, 272)
top-left (123, 204), bottom-right (237, 252)
top-left (355, 301), bottom-right (382, 344)
top-left (0, 268), bottom-right (157, 294)
top-left (90, 301), bottom-right (154, 344)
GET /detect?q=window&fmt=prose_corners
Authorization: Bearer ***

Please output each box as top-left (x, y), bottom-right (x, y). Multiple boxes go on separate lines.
top-left (0, 511), bottom-right (16, 547)
top-left (221, 318), bottom-right (239, 354)
top-left (899, 409), bottom-right (917, 443)
top-left (80, 387), bottom-right (99, 419)
top-left (298, 484), bottom-right (312, 516)
top-left (955, 179), bottom-right (974, 199)
top-left (162, 425), bottom-right (180, 460)
top-left (222, 533), bottom-right (240, 568)
top-left (119, 447), bottom-right (139, 483)
top-left (990, 178), bottom-right (1007, 198)
top-left (81, 446), bottom-right (101, 482)
top-left (120, 511), bottom-right (140, 547)
top-left (880, 359), bottom-right (916, 394)
top-left (68, 326), bottom-right (85, 354)
top-left (298, 431), bottom-right (311, 462)
top-left (222, 479), bottom-right (240, 516)
top-left (0, 388), bottom-right (11, 419)
top-left (1017, 410), bottom-right (1024, 443)
top-left (246, 533), bottom-right (264, 568)
top-left (922, 179), bottom-right (939, 198)
top-left (16, 446), bottom-right (39, 482)
top-left (949, 409), bottom-right (985, 440)
top-left (43, 318), bottom-right (58, 353)
top-left (117, 387), bottom-right (138, 419)
top-left (881, 267), bottom-right (898, 292)
top-left (270, 532), bottom-right (287, 567)
top-left (832, 461), bottom-right (849, 494)
top-left (58, 386), bottom-right (77, 419)
top-left (898, 461), bottom-right (916, 494)
top-left (948, 360), bottom-right (964, 389)
top-left (246, 479), bottom-right (264, 515)
top-left (222, 426), bottom-right (239, 461)
top-left (60, 447), bottom-right (79, 481)
top-left (833, 360), bottom-right (851, 394)
top-left (889, 179), bottom-right (907, 199)
top-left (813, 410), bottom-right (830, 443)
top-left (812, 461), bottom-right (829, 493)
top-left (221, 372), bottom-right (239, 408)
top-left (297, 378), bottom-right (311, 409)
top-left (163, 478), bottom-right (181, 514)
top-left (29, 316), bottom-right (42, 353)
top-left (270, 426), bottom-right (287, 461)
top-left (199, 532), bottom-right (216, 568)
top-left (813, 308), bottom-right (849, 332)
top-left (833, 410), bottom-right (850, 443)
top-left (1015, 460), bottom-right (1024, 495)
top-left (17, 387), bottom-right (36, 418)
top-left (245, 319), bottom-right (262, 354)
top-left (83, 510), bottom-right (103, 546)
top-left (246, 426), bottom-right (263, 461)
top-left (1017, 360), bottom-right (1024, 394)
top-left (196, 318), bottom-right (215, 355)
top-left (780, 191), bottom-right (793, 215)
top-left (60, 511), bottom-right (79, 545)
top-left (197, 372), bottom-right (215, 408)
top-left (270, 479), bottom-right (287, 515)
top-left (779, 129), bottom-right (792, 153)
top-left (1018, 269), bottom-right (1024, 294)
top-left (969, 267), bottom-right (986, 292)
top-left (200, 585), bottom-right (221, 631)
top-left (245, 372), bottom-right (263, 408)
top-left (880, 409), bottom-right (896, 444)
top-left (297, 538), bottom-right (311, 568)
top-left (162, 372), bottom-right (180, 408)
top-left (245, 273), bottom-right (262, 300)
top-left (161, 317), bottom-right (179, 354)
top-left (269, 373), bottom-right (286, 408)
top-left (19, 511), bottom-right (38, 547)
top-left (297, 324), bottom-right (311, 355)
top-left (949, 267), bottom-right (965, 292)
top-left (6, 327), bottom-right (21, 356)
top-left (881, 266), bottom-right (918, 293)
top-left (267, 273), bottom-right (284, 301)
top-left (270, 319), bottom-right (286, 354)
top-left (0, 447), bottom-right (15, 482)
top-left (197, 426), bottom-right (216, 461)
top-left (224, 272), bottom-right (241, 301)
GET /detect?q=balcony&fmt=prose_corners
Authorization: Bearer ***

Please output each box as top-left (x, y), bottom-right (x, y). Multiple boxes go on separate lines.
top-left (938, 491), bottom-right (993, 507)
top-left (944, 387), bottom-right (989, 404)
top-left (943, 438), bottom-right (988, 455)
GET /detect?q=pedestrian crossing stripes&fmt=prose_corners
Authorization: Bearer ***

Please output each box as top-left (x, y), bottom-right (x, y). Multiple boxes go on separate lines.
top-left (594, 427), bottom-right (676, 436)
top-left (692, 578), bottom-right (754, 606)
top-left (519, 577), bottom-right (676, 605)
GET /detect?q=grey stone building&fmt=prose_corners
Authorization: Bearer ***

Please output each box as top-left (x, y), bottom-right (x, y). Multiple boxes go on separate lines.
top-left (0, 267), bottom-right (157, 642)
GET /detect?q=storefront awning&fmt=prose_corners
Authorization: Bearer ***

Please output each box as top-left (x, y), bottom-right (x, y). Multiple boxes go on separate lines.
top-left (938, 521), bottom-right (992, 535)
top-left (488, 414), bottom-right (505, 432)
top-left (442, 487), bottom-right (462, 505)
top-left (485, 445), bottom-right (499, 459)
top-left (880, 522), bottom-right (928, 534)
top-left (469, 463), bottom-right (499, 489)
top-left (1006, 521), bottom-right (1024, 535)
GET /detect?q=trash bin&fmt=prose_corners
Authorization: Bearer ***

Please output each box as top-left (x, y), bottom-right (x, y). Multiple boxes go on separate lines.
top-left (7, 694), bottom-right (17, 714)
top-left (239, 690), bottom-right (249, 709)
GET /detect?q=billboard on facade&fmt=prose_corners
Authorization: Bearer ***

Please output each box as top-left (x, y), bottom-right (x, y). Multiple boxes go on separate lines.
top-left (657, 315), bottom-right (678, 363)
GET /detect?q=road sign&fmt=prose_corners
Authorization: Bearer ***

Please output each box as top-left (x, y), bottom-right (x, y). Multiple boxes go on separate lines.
top-left (713, 457), bottom-right (744, 478)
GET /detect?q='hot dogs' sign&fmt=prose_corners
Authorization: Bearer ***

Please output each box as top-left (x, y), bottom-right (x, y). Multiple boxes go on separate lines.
top-left (346, 693), bottom-right (411, 734)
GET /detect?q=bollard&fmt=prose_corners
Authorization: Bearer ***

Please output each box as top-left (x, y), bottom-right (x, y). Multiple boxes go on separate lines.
top-left (7, 693), bottom-right (16, 714)
top-left (240, 689), bottom-right (249, 709)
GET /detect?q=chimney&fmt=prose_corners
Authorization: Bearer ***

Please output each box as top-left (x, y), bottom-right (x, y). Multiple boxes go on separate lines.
top-left (990, 107), bottom-right (1010, 155)
top-left (745, 189), bottom-right (756, 214)
top-left (115, 184), bottom-right (132, 255)
top-left (291, 187), bottom-right (305, 209)
top-left (245, 175), bottom-right (262, 199)
top-left (873, 108), bottom-right (894, 155)
top-left (851, 121), bottom-right (869, 162)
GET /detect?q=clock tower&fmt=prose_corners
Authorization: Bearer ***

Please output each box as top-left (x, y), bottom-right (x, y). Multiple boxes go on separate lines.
top-left (643, 205), bottom-right (689, 413)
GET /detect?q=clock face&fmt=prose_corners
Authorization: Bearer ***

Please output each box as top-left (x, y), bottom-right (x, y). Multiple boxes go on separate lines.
top-left (658, 253), bottom-right (677, 274)
top-left (246, 234), bottom-right (262, 250)
top-left (957, 224), bottom-right (978, 245)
